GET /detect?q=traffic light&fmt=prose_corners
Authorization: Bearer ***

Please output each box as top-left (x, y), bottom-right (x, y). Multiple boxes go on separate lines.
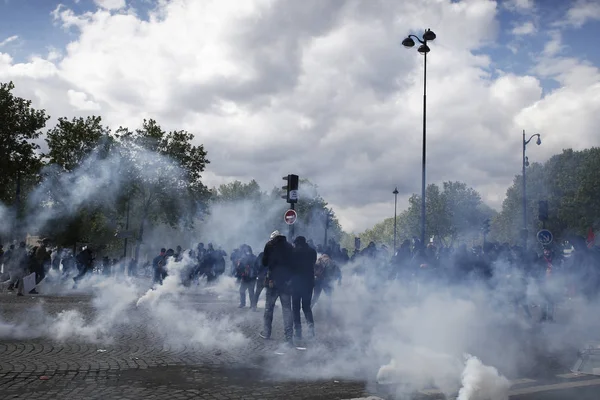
top-left (538, 200), bottom-right (548, 221)
top-left (281, 174), bottom-right (299, 203)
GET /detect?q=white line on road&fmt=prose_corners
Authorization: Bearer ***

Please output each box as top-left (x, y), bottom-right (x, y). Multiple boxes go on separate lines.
top-left (509, 378), bottom-right (600, 396)
top-left (511, 378), bottom-right (537, 385)
top-left (555, 372), bottom-right (582, 379)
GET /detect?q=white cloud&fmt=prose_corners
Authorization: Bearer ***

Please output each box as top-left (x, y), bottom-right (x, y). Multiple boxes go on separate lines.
top-left (94, 0), bottom-right (127, 10)
top-left (511, 21), bottom-right (536, 35)
top-left (562, 0), bottom-right (600, 28)
top-left (67, 89), bottom-right (101, 111)
top-left (1, 0), bottom-right (600, 232)
top-left (542, 30), bottom-right (563, 57)
top-left (0, 35), bottom-right (18, 47)
top-left (504, 0), bottom-right (535, 12)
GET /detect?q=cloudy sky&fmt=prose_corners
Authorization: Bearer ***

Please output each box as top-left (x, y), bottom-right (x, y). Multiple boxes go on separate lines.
top-left (1, 0), bottom-right (600, 233)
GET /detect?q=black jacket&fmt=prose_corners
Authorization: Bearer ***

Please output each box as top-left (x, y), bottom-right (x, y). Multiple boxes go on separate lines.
top-left (292, 244), bottom-right (317, 291)
top-left (262, 235), bottom-right (294, 293)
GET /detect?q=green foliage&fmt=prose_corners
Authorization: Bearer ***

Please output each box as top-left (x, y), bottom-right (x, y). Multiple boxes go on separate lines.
top-left (45, 116), bottom-right (110, 171)
top-left (210, 178), bottom-right (343, 244)
top-left (492, 148), bottom-right (600, 244)
top-left (212, 180), bottom-right (263, 203)
top-left (360, 181), bottom-right (494, 249)
top-left (0, 81), bottom-right (49, 205)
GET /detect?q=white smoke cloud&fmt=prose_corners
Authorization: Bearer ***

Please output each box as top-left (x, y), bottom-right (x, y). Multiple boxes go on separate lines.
top-left (457, 355), bottom-right (510, 400)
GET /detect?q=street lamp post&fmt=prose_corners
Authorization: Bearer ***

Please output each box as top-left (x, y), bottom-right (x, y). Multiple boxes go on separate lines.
top-left (402, 28), bottom-right (436, 248)
top-left (393, 187), bottom-right (399, 251)
top-left (522, 130), bottom-right (541, 249)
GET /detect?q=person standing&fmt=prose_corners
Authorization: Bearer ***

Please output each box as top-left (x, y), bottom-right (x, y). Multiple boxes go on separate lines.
top-left (235, 245), bottom-right (257, 308)
top-left (260, 231), bottom-right (294, 347)
top-left (291, 236), bottom-right (317, 339)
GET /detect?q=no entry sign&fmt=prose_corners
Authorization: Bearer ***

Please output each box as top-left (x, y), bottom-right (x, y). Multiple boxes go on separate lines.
top-left (284, 209), bottom-right (297, 225)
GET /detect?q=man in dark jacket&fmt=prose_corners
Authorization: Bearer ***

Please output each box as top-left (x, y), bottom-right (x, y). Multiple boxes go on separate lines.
top-left (291, 236), bottom-right (317, 339)
top-left (260, 230), bottom-right (295, 346)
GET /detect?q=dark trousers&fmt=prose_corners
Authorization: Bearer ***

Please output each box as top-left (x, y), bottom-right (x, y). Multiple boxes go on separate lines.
top-left (153, 269), bottom-right (167, 285)
top-left (263, 287), bottom-right (293, 343)
top-left (292, 287), bottom-right (314, 338)
top-left (73, 265), bottom-right (93, 284)
top-left (312, 280), bottom-right (333, 306)
top-left (239, 280), bottom-right (255, 307)
top-left (254, 278), bottom-right (266, 307)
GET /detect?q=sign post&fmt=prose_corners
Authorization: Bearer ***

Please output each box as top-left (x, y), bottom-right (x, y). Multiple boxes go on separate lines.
top-left (536, 229), bottom-right (553, 246)
top-left (284, 208), bottom-right (297, 240)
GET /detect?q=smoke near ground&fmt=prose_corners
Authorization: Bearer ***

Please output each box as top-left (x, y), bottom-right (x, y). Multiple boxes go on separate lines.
top-left (1, 142), bottom-right (596, 400)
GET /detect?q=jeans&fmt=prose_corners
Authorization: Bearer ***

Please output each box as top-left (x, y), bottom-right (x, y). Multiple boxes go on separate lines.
top-left (254, 278), bottom-right (266, 307)
top-left (263, 287), bottom-right (293, 343)
top-left (239, 280), bottom-right (255, 307)
top-left (292, 287), bottom-right (314, 338)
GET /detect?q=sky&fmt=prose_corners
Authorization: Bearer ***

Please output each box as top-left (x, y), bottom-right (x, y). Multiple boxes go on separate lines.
top-left (1, 0), bottom-right (600, 233)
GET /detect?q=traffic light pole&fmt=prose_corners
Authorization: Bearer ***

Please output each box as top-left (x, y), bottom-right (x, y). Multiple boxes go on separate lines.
top-left (282, 174), bottom-right (299, 242)
top-left (289, 202), bottom-right (295, 241)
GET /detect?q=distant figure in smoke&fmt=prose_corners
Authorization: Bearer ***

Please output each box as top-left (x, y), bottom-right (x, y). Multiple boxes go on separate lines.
top-left (538, 246), bottom-right (562, 322)
top-left (291, 236), bottom-right (317, 339)
top-left (174, 245), bottom-right (183, 262)
top-left (260, 230), bottom-right (295, 346)
top-left (312, 253), bottom-right (341, 310)
top-left (73, 246), bottom-right (95, 288)
top-left (235, 244), bottom-right (257, 308)
top-left (152, 248), bottom-right (167, 285)
top-left (34, 238), bottom-right (51, 285)
top-left (6, 243), bottom-right (27, 295)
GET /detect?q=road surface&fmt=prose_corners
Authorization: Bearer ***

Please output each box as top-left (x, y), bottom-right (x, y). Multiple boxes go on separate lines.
top-left (1, 278), bottom-right (599, 400)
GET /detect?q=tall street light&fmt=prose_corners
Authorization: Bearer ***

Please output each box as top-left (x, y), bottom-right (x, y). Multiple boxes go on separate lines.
top-left (393, 187), bottom-right (399, 251)
top-left (402, 28), bottom-right (436, 248)
top-left (522, 130), bottom-right (541, 249)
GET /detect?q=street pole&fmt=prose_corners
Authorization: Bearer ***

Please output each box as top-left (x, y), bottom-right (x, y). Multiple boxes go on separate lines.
top-left (522, 130), bottom-right (527, 249)
top-left (289, 202), bottom-right (295, 241)
top-left (402, 29), bottom-right (436, 249)
top-left (521, 130), bottom-right (542, 250)
top-left (393, 188), bottom-right (399, 251)
top-left (420, 51), bottom-right (427, 248)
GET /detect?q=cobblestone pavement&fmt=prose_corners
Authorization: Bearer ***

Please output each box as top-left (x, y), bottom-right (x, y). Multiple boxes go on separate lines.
top-left (1, 280), bottom-right (599, 400)
top-left (0, 281), bottom-right (378, 400)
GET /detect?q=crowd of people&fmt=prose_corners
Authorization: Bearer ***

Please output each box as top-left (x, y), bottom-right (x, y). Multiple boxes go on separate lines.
top-left (2, 230), bottom-right (599, 344)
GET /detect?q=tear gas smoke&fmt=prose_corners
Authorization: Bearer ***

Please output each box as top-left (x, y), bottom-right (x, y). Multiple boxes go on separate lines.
top-left (0, 258), bottom-right (248, 351)
top-left (1, 140), bottom-right (597, 399)
top-left (457, 355), bottom-right (510, 400)
top-left (260, 257), bottom-right (597, 399)
top-left (135, 253), bottom-right (248, 350)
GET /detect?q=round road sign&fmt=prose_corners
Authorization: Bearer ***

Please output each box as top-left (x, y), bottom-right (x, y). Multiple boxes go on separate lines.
top-left (284, 209), bottom-right (297, 225)
top-left (537, 229), bottom-right (553, 246)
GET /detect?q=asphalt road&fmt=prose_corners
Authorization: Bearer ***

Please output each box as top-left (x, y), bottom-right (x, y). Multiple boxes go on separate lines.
top-left (1, 276), bottom-right (600, 400)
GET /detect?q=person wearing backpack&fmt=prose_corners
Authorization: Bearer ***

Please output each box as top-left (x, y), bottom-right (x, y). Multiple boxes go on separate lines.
top-left (235, 244), bottom-right (257, 308)
top-left (313, 253), bottom-right (341, 308)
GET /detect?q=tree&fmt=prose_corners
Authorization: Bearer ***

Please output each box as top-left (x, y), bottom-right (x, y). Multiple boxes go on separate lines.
top-left (492, 148), bottom-right (600, 244)
top-left (212, 180), bottom-right (264, 203)
top-left (115, 119), bottom-right (210, 259)
top-left (45, 116), bottom-right (111, 171)
top-left (0, 82), bottom-right (49, 222)
top-left (360, 181), bottom-right (493, 249)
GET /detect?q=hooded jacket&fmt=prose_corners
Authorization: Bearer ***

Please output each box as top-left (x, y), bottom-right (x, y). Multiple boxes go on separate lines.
top-left (262, 235), bottom-right (294, 293)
